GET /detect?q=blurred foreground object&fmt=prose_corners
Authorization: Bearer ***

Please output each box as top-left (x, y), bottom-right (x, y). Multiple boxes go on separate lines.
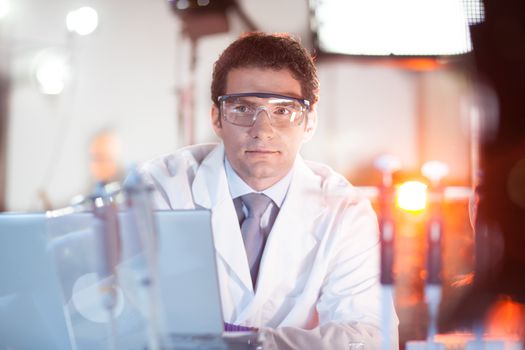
top-left (421, 161), bottom-right (448, 347)
top-left (442, 0), bottom-right (525, 332)
top-left (122, 167), bottom-right (161, 350)
top-left (374, 154), bottom-right (401, 350)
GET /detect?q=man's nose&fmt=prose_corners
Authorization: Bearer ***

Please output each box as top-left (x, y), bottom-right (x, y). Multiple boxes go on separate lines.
top-left (249, 108), bottom-right (274, 138)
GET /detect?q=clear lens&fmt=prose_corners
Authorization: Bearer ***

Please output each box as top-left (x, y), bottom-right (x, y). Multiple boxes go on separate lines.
top-left (221, 95), bottom-right (306, 127)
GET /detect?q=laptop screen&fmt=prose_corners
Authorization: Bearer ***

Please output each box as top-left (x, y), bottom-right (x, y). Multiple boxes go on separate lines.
top-left (0, 213), bottom-right (75, 350)
top-left (0, 209), bottom-right (223, 349)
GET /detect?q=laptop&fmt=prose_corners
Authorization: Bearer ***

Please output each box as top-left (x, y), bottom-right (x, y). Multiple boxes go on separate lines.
top-left (0, 209), bottom-right (225, 350)
top-left (0, 213), bottom-right (75, 350)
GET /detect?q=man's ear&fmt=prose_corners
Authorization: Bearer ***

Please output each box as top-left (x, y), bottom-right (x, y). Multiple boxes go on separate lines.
top-left (303, 108), bottom-right (317, 143)
top-left (211, 105), bottom-right (223, 139)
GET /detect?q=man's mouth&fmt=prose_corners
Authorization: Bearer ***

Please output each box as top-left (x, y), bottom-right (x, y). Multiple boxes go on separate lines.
top-left (245, 149), bottom-right (279, 155)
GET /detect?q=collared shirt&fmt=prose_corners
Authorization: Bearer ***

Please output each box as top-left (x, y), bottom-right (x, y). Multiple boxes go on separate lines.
top-left (224, 157), bottom-right (293, 237)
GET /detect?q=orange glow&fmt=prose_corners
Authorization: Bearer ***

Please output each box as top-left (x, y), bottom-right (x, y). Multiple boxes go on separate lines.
top-left (398, 58), bottom-right (443, 71)
top-left (485, 298), bottom-right (525, 338)
top-left (397, 181), bottom-right (428, 212)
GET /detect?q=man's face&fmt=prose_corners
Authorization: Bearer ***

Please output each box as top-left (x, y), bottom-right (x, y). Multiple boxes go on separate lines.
top-left (212, 67), bottom-right (315, 191)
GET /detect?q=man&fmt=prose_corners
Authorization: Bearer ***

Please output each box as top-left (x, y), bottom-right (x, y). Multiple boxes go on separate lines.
top-left (141, 32), bottom-right (398, 349)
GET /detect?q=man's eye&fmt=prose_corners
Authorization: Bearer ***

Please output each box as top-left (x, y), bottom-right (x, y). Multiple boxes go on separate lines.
top-left (274, 107), bottom-right (291, 115)
top-left (232, 105), bottom-right (250, 113)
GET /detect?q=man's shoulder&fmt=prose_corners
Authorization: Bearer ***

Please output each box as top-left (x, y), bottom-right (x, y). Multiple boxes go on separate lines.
top-left (302, 160), bottom-right (361, 201)
top-left (300, 159), bottom-right (379, 247)
top-left (142, 143), bottom-right (219, 177)
top-left (299, 159), bottom-right (376, 217)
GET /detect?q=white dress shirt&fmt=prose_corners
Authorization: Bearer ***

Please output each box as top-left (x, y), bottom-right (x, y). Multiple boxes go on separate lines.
top-left (224, 157), bottom-right (293, 238)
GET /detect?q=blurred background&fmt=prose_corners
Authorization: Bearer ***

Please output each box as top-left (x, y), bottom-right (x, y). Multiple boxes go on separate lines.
top-left (1, 0), bottom-right (524, 348)
top-left (0, 0), bottom-right (478, 211)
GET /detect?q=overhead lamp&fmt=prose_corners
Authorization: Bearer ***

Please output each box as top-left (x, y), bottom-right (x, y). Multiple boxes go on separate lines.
top-left (33, 49), bottom-right (70, 95)
top-left (311, 0), bottom-right (485, 56)
top-left (168, 0), bottom-right (256, 42)
top-left (169, 0), bottom-right (235, 41)
top-left (66, 6), bottom-right (99, 36)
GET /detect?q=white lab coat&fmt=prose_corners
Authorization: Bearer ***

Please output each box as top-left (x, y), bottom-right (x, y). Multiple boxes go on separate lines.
top-left (141, 143), bottom-right (398, 349)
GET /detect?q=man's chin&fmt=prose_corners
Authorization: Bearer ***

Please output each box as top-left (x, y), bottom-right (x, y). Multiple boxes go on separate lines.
top-left (243, 165), bottom-right (282, 182)
top-left (248, 167), bottom-right (277, 180)
top-left (234, 160), bottom-right (293, 190)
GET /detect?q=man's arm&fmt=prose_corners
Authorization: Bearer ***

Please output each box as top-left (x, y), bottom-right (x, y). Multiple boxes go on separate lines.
top-left (262, 322), bottom-right (385, 350)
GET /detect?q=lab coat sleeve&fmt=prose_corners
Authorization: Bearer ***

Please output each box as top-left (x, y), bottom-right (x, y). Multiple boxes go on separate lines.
top-left (262, 321), bottom-right (382, 350)
top-left (263, 198), bottom-right (399, 350)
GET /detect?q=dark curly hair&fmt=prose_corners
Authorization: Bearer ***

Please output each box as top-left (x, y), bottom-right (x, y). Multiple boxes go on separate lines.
top-left (211, 32), bottom-right (319, 107)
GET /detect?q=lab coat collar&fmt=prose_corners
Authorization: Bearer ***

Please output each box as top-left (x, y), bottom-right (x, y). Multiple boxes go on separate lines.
top-left (191, 143), bottom-right (228, 209)
top-left (192, 143), bottom-right (254, 291)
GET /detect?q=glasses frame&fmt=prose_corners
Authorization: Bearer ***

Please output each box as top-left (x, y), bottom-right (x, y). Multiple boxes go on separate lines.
top-left (217, 92), bottom-right (311, 128)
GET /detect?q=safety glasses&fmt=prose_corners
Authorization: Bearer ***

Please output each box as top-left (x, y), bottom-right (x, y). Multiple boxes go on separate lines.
top-left (218, 93), bottom-right (310, 128)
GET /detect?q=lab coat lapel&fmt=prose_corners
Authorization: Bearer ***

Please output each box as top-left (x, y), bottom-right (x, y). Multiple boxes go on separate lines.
top-left (191, 143), bottom-right (253, 292)
top-left (238, 157), bottom-right (327, 321)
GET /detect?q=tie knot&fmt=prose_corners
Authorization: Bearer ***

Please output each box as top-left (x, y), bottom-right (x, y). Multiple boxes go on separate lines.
top-left (241, 193), bottom-right (272, 219)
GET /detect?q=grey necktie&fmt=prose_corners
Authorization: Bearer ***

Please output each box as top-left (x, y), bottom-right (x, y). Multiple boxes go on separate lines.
top-left (240, 193), bottom-right (272, 288)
